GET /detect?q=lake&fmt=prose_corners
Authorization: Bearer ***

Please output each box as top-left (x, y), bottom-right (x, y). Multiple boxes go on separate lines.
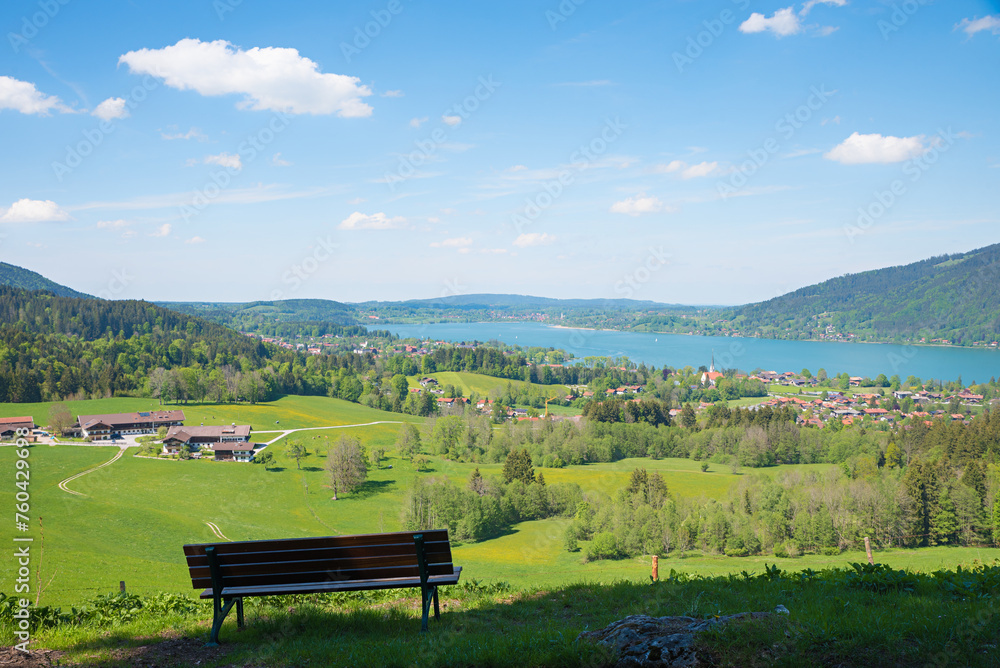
top-left (384, 322), bottom-right (1000, 383)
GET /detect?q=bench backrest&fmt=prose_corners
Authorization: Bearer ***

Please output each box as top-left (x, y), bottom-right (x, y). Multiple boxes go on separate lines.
top-left (183, 530), bottom-right (454, 592)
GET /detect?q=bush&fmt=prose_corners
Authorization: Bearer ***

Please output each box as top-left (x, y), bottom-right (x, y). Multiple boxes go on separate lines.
top-left (821, 546), bottom-right (841, 556)
top-left (586, 532), bottom-right (620, 561)
top-left (773, 547), bottom-right (789, 559)
top-left (725, 548), bottom-right (749, 557)
top-left (700, 462), bottom-right (710, 472)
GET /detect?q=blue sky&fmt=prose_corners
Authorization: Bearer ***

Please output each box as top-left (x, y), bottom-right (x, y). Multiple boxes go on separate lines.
top-left (1, 0), bottom-right (998, 304)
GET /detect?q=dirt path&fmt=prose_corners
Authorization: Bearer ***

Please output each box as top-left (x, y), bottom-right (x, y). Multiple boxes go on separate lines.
top-left (57, 446), bottom-right (129, 497)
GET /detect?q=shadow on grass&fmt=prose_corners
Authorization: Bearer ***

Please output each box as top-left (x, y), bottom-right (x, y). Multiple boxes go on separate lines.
top-left (352, 479), bottom-right (396, 499)
top-left (32, 564), bottom-right (1000, 667)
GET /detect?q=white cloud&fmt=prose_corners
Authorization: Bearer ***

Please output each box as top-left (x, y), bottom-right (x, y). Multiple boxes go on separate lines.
top-left (409, 116), bottom-right (429, 128)
top-left (150, 223), bottom-right (172, 237)
top-left (654, 160), bottom-right (686, 174)
top-left (740, 7), bottom-right (802, 37)
top-left (203, 152), bottom-right (242, 170)
top-left (338, 211), bottom-right (407, 230)
top-left (185, 236), bottom-right (205, 244)
top-left (513, 232), bottom-right (556, 248)
top-left (0, 76), bottom-right (73, 115)
top-left (430, 237), bottom-right (473, 248)
top-left (97, 219), bottom-right (131, 229)
top-left (160, 127), bottom-right (206, 141)
top-left (610, 195), bottom-right (668, 216)
top-left (957, 15), bottom-right (1000, 37)
top-left (119, 38), bottom-right (373, 117)
top-left (92, 97), bottom-right (129, 121)
top-left (824, 132), bottom-right (928, 164)
top-left (382, 89), bottom-right (404, 97)
top-left (271, 152), bottom-right (291, 166)
top-left (442, 115), bottom-right (462, 126)
top-left (654, 160), bottom-right (719, 178)
top-left (801, 0), bottom-right (846, 16)
top-left (0, 199), bottom-right (71, 223)
top-left (681, 161), bottom-right (721, 179)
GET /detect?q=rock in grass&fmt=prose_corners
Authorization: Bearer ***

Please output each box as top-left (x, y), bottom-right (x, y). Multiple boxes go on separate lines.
top-left (577, 612), bottom-right (773, 667)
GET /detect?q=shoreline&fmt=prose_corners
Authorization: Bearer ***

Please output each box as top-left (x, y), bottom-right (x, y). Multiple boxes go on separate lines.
top-left (386, 320), bottom-right (997, 351)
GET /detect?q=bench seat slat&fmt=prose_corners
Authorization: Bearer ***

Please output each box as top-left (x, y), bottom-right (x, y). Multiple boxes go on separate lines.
top-left (197, 567), bottom-right (463, 599)
top-left (190, 563), bottom-right (457, 589)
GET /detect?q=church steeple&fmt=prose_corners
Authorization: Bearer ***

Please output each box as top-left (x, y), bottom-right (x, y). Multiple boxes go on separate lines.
top-left (710, 351), bottom-right (715, 373)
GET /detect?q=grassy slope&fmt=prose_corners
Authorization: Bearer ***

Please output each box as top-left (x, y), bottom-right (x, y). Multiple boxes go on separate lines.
top-left (0, 395), bottom-right (427, 432)
top-left (407, 371), bottom-right (570, 400)
top-left (3, 394), bottom-right (998, 610)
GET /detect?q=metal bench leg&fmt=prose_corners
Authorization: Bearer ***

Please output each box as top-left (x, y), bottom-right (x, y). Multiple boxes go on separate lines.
top-left (420, 587), bottom-right (434, 632)
top-left (236, 598), bottom-right (244, 627)
top-left (208, 597), bottom-right (238, 646)
top-left (433, 586), bottom-right (440, 621)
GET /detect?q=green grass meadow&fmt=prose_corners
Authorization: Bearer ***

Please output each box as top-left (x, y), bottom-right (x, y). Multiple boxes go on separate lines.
top-left (1, 393), bottom-right (998, 607)
top-left (4, 392), bottom-right (1000, 666)
top-left (406, 371), bottom-right (570, 401)
top-left (0, 395), bottom-right (428, 432)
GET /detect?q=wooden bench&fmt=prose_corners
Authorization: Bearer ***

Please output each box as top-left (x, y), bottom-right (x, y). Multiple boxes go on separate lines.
top-left (183, 529), bottom-right (461, 645)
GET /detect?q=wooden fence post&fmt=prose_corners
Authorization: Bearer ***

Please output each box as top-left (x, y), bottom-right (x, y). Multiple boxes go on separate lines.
top-left (120, 580), bottom-right (126, 594)
top-left (863, 537), bottom-right (873, 565)
top-left (651, 555), bottom-right (658, 581)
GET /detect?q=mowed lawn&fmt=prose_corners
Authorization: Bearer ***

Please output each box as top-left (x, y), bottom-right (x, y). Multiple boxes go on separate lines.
top-left (406, 371), bottom-right (570, 400)
top-left (0, 395), bottom-right (429, 432)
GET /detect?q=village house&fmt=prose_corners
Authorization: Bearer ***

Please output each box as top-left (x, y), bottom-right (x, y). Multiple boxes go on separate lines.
top-left (0, 416), bottom-right (37, 441)
top-left (73, 410), bottom-right (185, 441)
top-left (161, 424), bottom-right (252, 454)
top-left (211, 442), bottom-right (257, 462)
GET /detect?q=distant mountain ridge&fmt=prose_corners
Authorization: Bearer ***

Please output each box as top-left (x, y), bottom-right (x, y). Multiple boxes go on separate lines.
top-left (0, 262), bottom-right (92, 299)
top-left (723, 243), bottom-right (1000, 345)
top-left (365, 294), bottom-right (689, 309)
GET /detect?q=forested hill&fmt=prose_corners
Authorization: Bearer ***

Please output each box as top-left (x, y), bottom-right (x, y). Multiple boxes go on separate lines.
top-left (158, 298), bottom-right (368, 338)
top-left (0, 262), bottom-right (92, 299)
top-left (724, 243), bottom-right (1000, 345)
top-left (0, 286), bottom-right (278, 402)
